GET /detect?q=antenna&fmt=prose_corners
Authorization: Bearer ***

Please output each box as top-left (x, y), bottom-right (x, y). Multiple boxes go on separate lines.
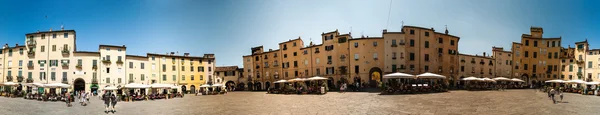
top-left (386, 0), bottom-right (393, 29)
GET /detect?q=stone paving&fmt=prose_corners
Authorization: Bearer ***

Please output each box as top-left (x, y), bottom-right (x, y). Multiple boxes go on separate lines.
top-left (0, 90), bottom-right (599, 115)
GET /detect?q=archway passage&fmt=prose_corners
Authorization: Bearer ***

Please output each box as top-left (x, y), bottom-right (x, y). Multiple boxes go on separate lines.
top-left (265, 82), bottom-right (271, 90)
top-left (225, 81), bottom-right (236, 91)
top-left (181, 85), bottom-right (187, 94)
top-left (255, 82), bottom-right (262, 91)
top-left (74, 78), bottom-right (86, 92)
top-left (327, 77), bottom-right (335, 90)
top-left (369, 67), bottom-right (383, 87)
top-left (190, 85), bottom-right (196, 94)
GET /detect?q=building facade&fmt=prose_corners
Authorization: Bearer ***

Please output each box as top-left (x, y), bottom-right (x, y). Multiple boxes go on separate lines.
top-left (0, 29), bottom-right (215, 94)
top-left (511, 27), bottom-right (562, 85)
top-left (215, 66), bottom-right (244, 91)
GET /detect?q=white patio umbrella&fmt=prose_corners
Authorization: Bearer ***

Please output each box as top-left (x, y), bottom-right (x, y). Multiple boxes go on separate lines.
top-left (103, 86), bottom-right (118, 90)
top-left (170, 86), bottom-right (179, 89)
top-left (274, 80), bottom-right (288, 83)
top-left (288, 78), bottom-right (308, 82)
top-left (1, 82), bottom-right (19, 86)
top-left (150, 83), bottom-right (173, 88)
top-left (511, 78), bottom-right (525, 82)
top-left (307, 76), bottom-right (329, 80)
top-left (383, 72), bottom-right (415, 79)
top-left (493, 77), bottom-right (512, 81)
top-left (44, 83), bottom-right (70, 88)
top-left (462, 77), bottom-right (480, 81)
top-left (199, 84), bottom-right (211, 88)
top-left (24, 83), bottom-right (45, 87)
top-left (585, 82), bottom-right (600, 85)
top-left (416, 72), bottom-right (446, 79)
top-left (545, 79), bottom-right (565, 83)
top-left (481, 78), bottom-right (495, 82)
top-left (123, 83), bottom-right (150, 89)
top-left (565, 80), bottom-right (586, 84)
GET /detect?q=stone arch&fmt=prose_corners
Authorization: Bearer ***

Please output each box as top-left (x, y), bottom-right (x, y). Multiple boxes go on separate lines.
top-left (73, 78), bottom-right (86, 92)
top-left (369, 67), bottom-right (383, 87)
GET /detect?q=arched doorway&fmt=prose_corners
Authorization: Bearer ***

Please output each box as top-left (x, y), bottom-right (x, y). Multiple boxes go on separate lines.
top-left (190, 85), bottom-right (196, 94)
top-left (369, 67), bottom-right (383, 87)
top-left (521, 74), bottom-right (529, 86)
top-left (181, 85), bottom-right (187, 94)
top-left (247, 82), bottom-right (253, 91)
top-left (237, 82), bottom-right (245, 91)
top-left (226, 81), bottom-right (236, 91)
top-left (74, 78), bottom-right (86, 92)
top-left (327, 77), bottom-right (335, 90)
top-left (255, 82), bottom-right (262, 91)
top-left (265, 82), bottom-right (271, 90)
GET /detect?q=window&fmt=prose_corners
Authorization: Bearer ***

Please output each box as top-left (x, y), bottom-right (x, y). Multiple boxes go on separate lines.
top-left (106, 78), bottom-right (110, 83)
top-left (410, 39), bottom-right (415, 47)
top-left (450, 40), bottom-right (455, 46)
top-left (51, 72), bottom-right (56, 81)
top-left (552, 41), bottom-right (556, 47)
top-left (569, 65), bottom-right (573, 72)
top-left (141, 63), bottom-right (145, 69)
top-left (41, 46), bottom-right (45, 52)
top-left (424, 66), bottom-right (429, 72)
top-left (589, 61), bottom-right (593, 68)
top-left (461, 66), bottom-right (465, 72)
top-left (524, 64), bottom-right (528, 70)
top-left (293, 52), bottom-right (297, 56)
top-left (293, 42), bottom-right (297, 46)
top-left (182, 75), bottom-right (185, 81)
top-left (52, 34), bottom-right (56, 38)
top-left (409, 53), bottom-right (415, 61)
top-left (354, 54), bottom-right (359, 60)
top-left (327, 56), bottom-right (332, 63)
top-left (316, 58), bottom-right (320, 64)
top-left (208, 67), bottom-right (212, 72)
top-left (410, 30), bottom-right (414, 34)
top-left (41, 34), bottom-right (45, 39)
top-left (293, 61), bottom-right (298, 67)
top-left (284, 54), bottom-right (287, 58)
top-left (151, 56), bottom-right (155, 60)
top-left (354, 42), bottom-right (358, 47)
top-left (438, 38), bottom-right (443, 44)
top-left (533, 52), bottom-right (537, 58)
top-left (525, 40), bottom-right (529, 46)
top-left (172, 75), bottom-right (176, 81)
top-left (338, 37), bottom-right (347, 43)
top-left (524, 51), bottom-right (529, 57)
top-left (64, 33), bottom-right (68, 38)
top-left (141, 74), bottom-right (145, 81)
top-left (18, 60), bottom-right (22, 67)
top-left (129, 62), bottom-right (134, 68)
top-left (118, 78), bottom-right (122, 83)
top-left (52, 45), bottom-right (56, 51)
top-left (182, 66), bottom-right (185, 71)
top-left (392, 40), bottom-right (397, 45)
top-left (424, 54), bottom-right (429, 61)
top-left (162, 75), bottom-right (167, 81)
top-left (190, 66), bottom-right (194, 71)
top-left (425, 32), bottom-right (429, 36)
top-left (533, 41), bottom-right (538, 47)
top-left (191, 75), bottom-right (195, 80)
top-left (172, 65), bottom-right (176, 71)
top-left (424, 41), bottom-right (429, 48)
top-left (106, 68), bottom-right (110, 73)
top-left (373, 42), bottom-right (378, 46)
top-left (316, 68), bottom-right (321, 75)
top-left (355, 65), bottom-right (359, 73)
top-left (548, 53), bottom-right (552, 59)
top-left (373, 53), bottom-right (378, 59)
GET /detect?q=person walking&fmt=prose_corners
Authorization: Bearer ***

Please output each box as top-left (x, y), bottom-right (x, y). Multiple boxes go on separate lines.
top-left (65, 92), bottom-right (72, 107)
top-left (550, 89), bottom-right (556, 104)
top-left (110, 92), bottom-right (117, 113)
top-left (103, 91), bottom-right (111, 113)
top-left (559, 90), bottom-right (564, 102)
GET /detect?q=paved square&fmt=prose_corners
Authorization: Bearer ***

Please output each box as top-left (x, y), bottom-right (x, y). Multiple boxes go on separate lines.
top-left (0, 90), bottom-right (598, 115)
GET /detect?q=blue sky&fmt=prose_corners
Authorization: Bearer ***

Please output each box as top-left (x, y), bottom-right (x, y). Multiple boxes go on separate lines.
top-left (1, 0), bottom-right (599, 67)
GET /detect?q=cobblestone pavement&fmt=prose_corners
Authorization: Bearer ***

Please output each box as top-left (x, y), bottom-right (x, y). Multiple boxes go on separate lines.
top-left (1, 90), bottom-right (599, 115)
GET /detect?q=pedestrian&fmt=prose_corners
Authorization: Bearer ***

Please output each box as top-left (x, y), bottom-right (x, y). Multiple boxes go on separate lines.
top-left (103, 91), bottom-right (111, 113)
top-left (65, 92), bottom-right (72, 107)
top-left (559, 90), bottom-right (564, 102)
top-left (110, 92), bottom-right (117, 113)
top-left (550, 89), bottom-right (556, 104)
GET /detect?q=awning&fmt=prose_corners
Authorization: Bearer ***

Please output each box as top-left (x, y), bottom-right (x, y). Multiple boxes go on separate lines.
top-left (416, 72), bottom-right (446, 79)
top-left (90, 84), bottom-right (99, 89)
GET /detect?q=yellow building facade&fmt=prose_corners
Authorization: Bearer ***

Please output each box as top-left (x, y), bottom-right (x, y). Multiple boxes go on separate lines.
top-left (0, 29), bottom-right (215, 94)
top-left (511, 27), bottom-right (562, 85)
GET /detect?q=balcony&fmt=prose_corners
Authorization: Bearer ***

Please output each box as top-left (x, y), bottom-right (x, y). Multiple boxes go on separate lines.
top-left (61, 49), bottom-right (70, 55)
top-left (391, 44), bottom-right (398, 47)
top-left (6, 76), bottom-right (13, 82)
top-left (129, 79), bottom-right (134, 83)
top-left (314, 50), bottom-right (320, 53)
top-left (27, 40), bottom-right (36, 47)
top-left (17, 76), bottom-right (24, 82)
top-left (399, 42), bottom-right (406, 45)
top-left (576, 60), bottom-right (584, 64)
top-left (461, 59), bottom-right (465, 63)
top-left (327, 61), bottom-right (332, 65)
top-left (62, 63), bottom-right (69, 68)
top-left (116, 60), bottom-right (124, 64)
top-left (76, 64), bottom-right (82, 69)
top-left (577, 72), bottom-right (583, 77)
top-left (62, 79), bottom-right (69, 84)
top-left (102, 60), bottom-right (111, 64)
top-left (27, 63), bottom-right (34, 69)
top-left (92, 65), bottom-right (98, 70)
top-left (26, 77), bottom-right (33, 83)
top-left (392, 57), bottom-right (396, 60)
top-left (28, 51), bottom-right (35, 57)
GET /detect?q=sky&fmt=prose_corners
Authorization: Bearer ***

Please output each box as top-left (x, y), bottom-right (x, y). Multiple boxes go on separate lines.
top-left (1, 0), bottom-right (599, 67)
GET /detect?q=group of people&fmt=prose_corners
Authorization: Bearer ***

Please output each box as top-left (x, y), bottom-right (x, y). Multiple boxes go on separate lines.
top-left (102, 91), bottom-right (118, 113)
top-left (65, 91), bottom-right (91, 107)
top-left (547, 88), bottom-right (564, 104)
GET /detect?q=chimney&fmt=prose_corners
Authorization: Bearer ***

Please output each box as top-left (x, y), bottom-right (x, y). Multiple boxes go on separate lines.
top-left (15, 44), bottom-right (18, 47)
top-left (184, 53), bottom-right (190, 57)
top-left (170, 52), bottom-right (175, 55)
top-left (383, 29), bottom-right (387, 33)
top-left (483, 52), bottom-right (486, 57)
top-left (269, 49), bottom-right (272, 51)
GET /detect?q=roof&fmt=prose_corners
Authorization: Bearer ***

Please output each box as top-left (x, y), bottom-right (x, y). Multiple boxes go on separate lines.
top-left (575, 39), bottom-right (588, 44)
top-left (403, 25), bottom-right (434, 31)
top-left (216, 66), bottom-right (239, 72)
top-left (26, 30), bottom-right (75, 35)
top-left (147, 53), bottom-right (212, 59)
top-left (458, 53), bottom-right (495, 59)
top-left (99, 44), bottom-right (126, 49)
top-left (321, 30), bottom-right (338, 35)
top-left (73, 51), bottom-right (100, 54)
top-left (349, 37), bottom-right (383, 41)
top-left (383, 31), bottom-right (405, 34)
top-left (126, 55), bottom-right (147, 58)
top-left (589, 49), bottom-right (600, 51)
top-left (278, 38), bottom-right (302, 45)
